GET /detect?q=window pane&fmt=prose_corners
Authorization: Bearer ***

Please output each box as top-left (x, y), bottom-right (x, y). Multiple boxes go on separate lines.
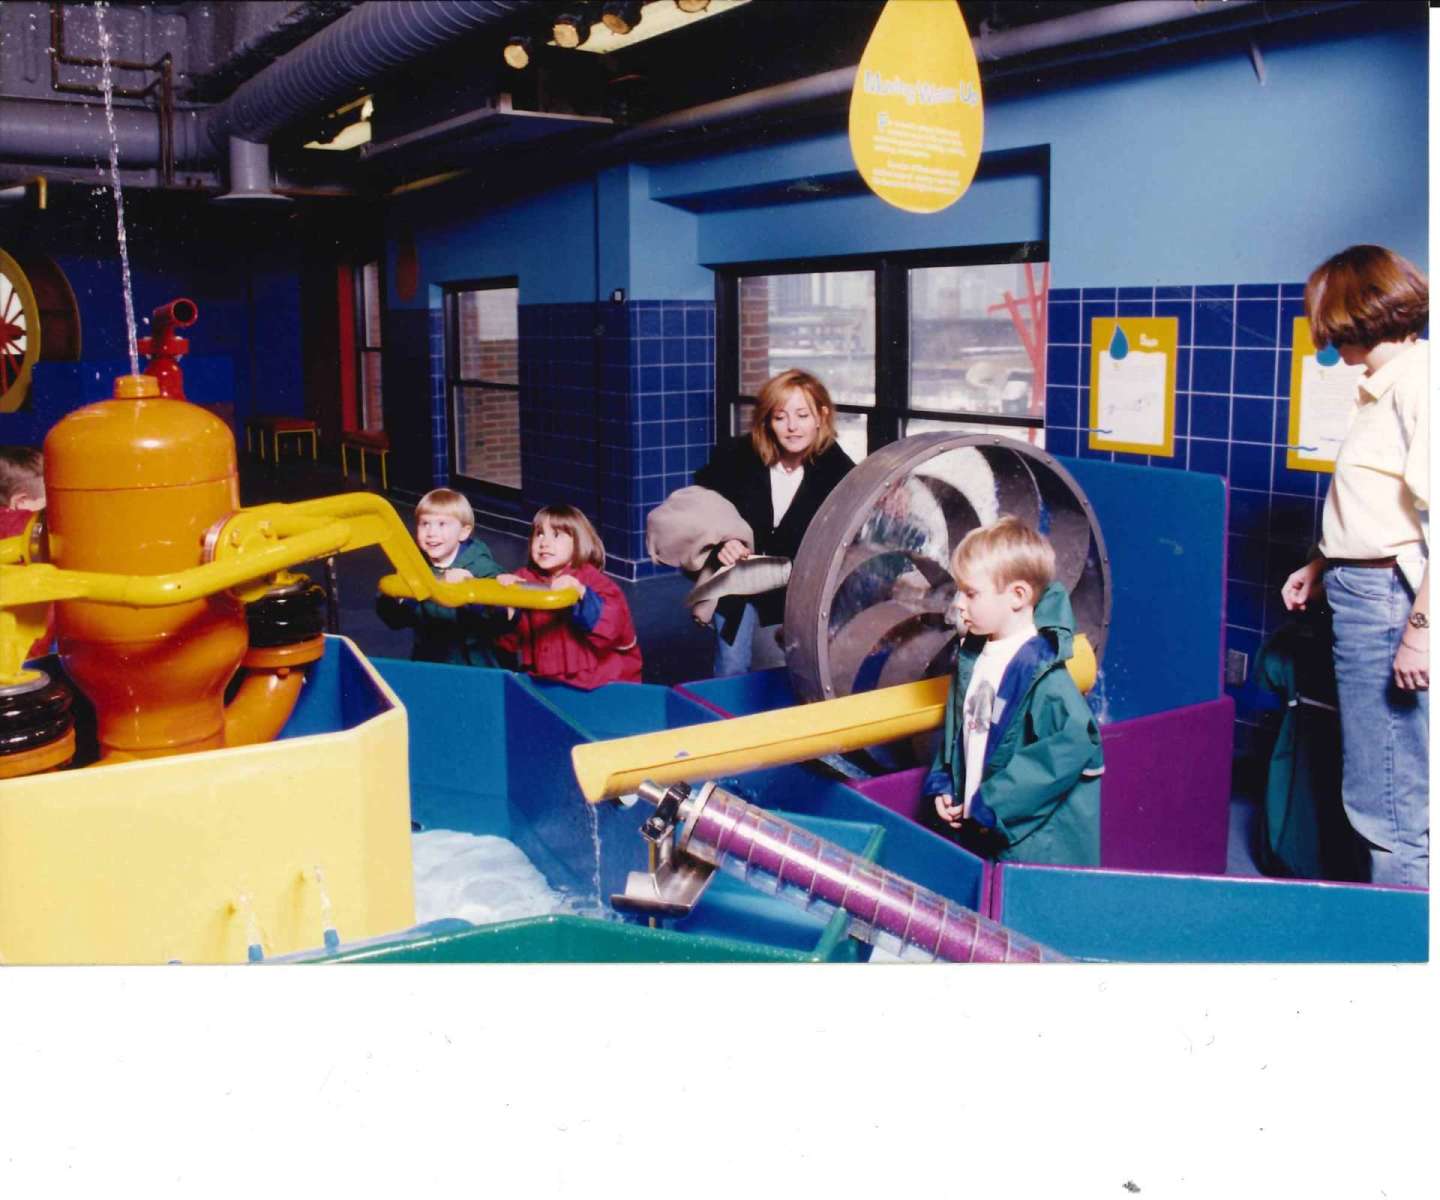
top-left (738, 271), bottom-right (875, 407)
top-left (361, 261), bottom-right (382, 349)
top-left (903, 415), bottom-right (1046, 450)
top-left (457, 287), bottom-right (519, 385)
top-left (834, 410), bottom-right (869, 463)
top-left (360, 350), bottom-right (383, 431)
top-left (454, 385), bottom-right (521, 489)
top-left (909, 263), bottom-right (1045, 420)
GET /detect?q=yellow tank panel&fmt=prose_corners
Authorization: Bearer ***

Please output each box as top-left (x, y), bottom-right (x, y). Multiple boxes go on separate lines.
top-left (0, 637), bottom-right (415, 964)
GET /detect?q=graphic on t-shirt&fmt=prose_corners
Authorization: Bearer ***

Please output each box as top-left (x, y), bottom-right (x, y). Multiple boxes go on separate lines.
top-left (964, 679), bottom-right (1002, 736)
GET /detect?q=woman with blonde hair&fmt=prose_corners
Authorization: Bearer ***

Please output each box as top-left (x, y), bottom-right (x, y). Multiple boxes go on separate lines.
top-left (695, 368), bottom-right (855, 675)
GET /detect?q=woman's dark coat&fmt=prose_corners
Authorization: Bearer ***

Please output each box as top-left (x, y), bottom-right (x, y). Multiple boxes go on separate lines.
top-left (694, 434), bottom-right (854, 627)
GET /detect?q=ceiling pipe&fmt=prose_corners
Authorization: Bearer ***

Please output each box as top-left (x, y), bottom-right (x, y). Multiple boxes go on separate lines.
top-left (599, 0), bottom-right (1357, 154)
top-left (205, 0), bottom-right (532, 149)
top-left (0, 1), bottom-right (529, 186)
top-left (0, 97), bottom-right (211, 167)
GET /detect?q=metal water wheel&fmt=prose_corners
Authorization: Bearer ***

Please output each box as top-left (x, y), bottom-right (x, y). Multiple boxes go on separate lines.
top-left (784, 433), bottom-right (1111, 704)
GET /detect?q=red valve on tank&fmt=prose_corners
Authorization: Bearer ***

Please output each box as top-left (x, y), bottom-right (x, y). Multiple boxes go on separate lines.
top-left (138, 298), bottom-right (199, 399)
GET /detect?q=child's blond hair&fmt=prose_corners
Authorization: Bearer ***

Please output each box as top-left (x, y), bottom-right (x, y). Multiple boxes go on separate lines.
top-left (952, 515), bottom-right (1055, 599)
top-left (532, 504), bottom-right (605, 570)
top-left (0, 446), bottom-right (44, 508)
top-left (415, 487), bottom-right (475, 528)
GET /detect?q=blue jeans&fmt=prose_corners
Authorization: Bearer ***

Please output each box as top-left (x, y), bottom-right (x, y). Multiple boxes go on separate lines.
top-left (711, 600), bottom-right (759, 677)
top-left (1325, 564), bottom-right (1429, 886)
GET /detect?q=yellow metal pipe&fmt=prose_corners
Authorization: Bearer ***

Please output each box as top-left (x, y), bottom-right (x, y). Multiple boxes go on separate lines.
top-left (0, 495), bottom-right (576, 612)
top-left (0, 524), bottom-right (348, 606)
top-left (571, 675), bottom-right (952, 802)
top-left (570, 634), bottom-right (1098, 802)
top-left (225, 494), bottom-right (578, 610)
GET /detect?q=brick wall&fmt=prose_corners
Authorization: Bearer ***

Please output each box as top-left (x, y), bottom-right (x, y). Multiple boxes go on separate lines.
top-left (738, 276), bottom-right (772, 400)
top-left (456, 295), bottom-right (521, 488)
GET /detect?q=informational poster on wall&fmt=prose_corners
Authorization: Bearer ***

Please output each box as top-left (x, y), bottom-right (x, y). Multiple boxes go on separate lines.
top-left (1286, 317), bottom-right (1365, 473)
top-left (1088, 317), bottom-right (1178, 457)
top-left (848, 0), bottom-right (983, 214)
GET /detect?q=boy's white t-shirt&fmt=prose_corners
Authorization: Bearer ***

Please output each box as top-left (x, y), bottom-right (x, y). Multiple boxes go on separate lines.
top-left (960, 622), bottom-right (1037, 811)
top-left (769, 462), bottom-right (804, 525)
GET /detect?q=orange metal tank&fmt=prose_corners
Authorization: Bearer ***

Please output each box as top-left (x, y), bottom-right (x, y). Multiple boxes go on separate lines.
top-left (44, 374), bottom-right (247, 759)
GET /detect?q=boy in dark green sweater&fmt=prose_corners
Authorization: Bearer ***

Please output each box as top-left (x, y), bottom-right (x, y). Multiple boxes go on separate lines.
top-left (376, 488), bottom-right (505, 666)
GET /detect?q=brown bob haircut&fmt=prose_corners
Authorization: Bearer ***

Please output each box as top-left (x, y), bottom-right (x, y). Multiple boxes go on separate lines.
top-left (952, 515), bottom-right (1056, 600)
top-left (750, 368), bottom-right (838, 467)
top-left (1304, 244), bottom-right (1429, 350)
top-left (531, 503), bottom-right (606, 570)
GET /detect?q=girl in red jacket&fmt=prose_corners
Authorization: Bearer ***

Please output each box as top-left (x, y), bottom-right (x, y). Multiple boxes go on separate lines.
top-left (495, 505), bottom-right (643, 689)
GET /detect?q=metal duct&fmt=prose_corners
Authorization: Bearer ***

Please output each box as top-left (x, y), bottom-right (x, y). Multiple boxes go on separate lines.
top-left (213, 137), bottom-right (292, 203)
top-left (205, 0), bottom-right (531, 149)
top-left (0, 97), bottom-right (211, 167)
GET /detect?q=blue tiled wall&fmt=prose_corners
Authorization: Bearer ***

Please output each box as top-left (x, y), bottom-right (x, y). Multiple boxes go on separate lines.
top-left (1047, 283), bottom-right (1315, 750)
top-left (423, 298), bottom-right (715, 580)
top-left (516, 302), bottom-right (603, 517)
top-left (608, 300), bottom-right (715, 580)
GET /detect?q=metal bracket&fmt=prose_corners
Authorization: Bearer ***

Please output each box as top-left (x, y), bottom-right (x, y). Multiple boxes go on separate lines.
top-left (610, 781), bottom-right (717, 917)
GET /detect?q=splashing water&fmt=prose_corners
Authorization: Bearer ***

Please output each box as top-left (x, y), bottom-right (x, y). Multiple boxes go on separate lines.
top-left (93, 1), bottom-right (140, 374)
top-left (312, 865), bottom-right (340, 952)
top-left (585, 800), bottom-right (605, 912)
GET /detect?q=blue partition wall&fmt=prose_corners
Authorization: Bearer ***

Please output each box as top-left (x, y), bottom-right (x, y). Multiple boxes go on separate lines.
top-left (1060, 457), bottom-right (1226, 722)
top-left (994, 864), bottom-right (1428, 963)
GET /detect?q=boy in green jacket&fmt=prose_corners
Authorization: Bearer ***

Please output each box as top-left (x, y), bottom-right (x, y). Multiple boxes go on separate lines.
top-left (376, 488), bottom-right (505, 666)
top-left (920, 516), bottom-right (1103, 867)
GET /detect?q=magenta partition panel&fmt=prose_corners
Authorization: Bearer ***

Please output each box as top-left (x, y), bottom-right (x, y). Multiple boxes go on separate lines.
top-left (851, 767), bottom-right (928, 821)
top-left (1099, 697), bottom-right (1233, 875)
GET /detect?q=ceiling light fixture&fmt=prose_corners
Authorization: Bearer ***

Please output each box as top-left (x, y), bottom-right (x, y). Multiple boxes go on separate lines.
top-left (601, 2), bottom-right (644, 35)
top-left (675, 0), bottom-right (711, 11)
top-left (552, 8), bottom-right (593, 49)
top-left (503, 35), bottom-right (532, 68)
top-left (303, 95), bottom-right (374, 151)
top-left (567, 0), bottom-right (747, 54)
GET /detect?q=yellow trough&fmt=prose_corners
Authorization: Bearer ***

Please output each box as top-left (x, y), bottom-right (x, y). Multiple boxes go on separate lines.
top-left (0, 638), bottom-right (414, 965)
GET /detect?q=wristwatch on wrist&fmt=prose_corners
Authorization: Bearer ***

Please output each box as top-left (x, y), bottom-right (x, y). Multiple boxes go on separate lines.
top-left (1408, 611), bottom-right (1429, 631)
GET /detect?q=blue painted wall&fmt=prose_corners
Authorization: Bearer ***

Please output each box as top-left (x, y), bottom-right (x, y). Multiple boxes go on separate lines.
top-left (1, 209), bottom-right (307, 451)
top-left (388, 177), bottom-right (601, 309)
top-left (636, 19), bottom-right (1424, 281)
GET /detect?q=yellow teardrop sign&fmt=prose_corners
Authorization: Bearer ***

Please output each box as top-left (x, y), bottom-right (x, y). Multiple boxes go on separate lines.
top-left (849, 0), bottom-right (984, 214)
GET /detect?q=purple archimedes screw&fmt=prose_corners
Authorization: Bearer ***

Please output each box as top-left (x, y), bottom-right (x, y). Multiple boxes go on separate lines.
top-left (662, 781), bottom-right (1067, 963)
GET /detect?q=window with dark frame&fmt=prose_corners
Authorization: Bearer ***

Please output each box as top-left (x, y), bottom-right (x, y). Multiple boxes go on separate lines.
top-left (356, 260), bottom-right (384, 431)
top-left (444, 280), bottom-right (521, 493)
top-left (717, 244), bottom-right (1049, 462)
